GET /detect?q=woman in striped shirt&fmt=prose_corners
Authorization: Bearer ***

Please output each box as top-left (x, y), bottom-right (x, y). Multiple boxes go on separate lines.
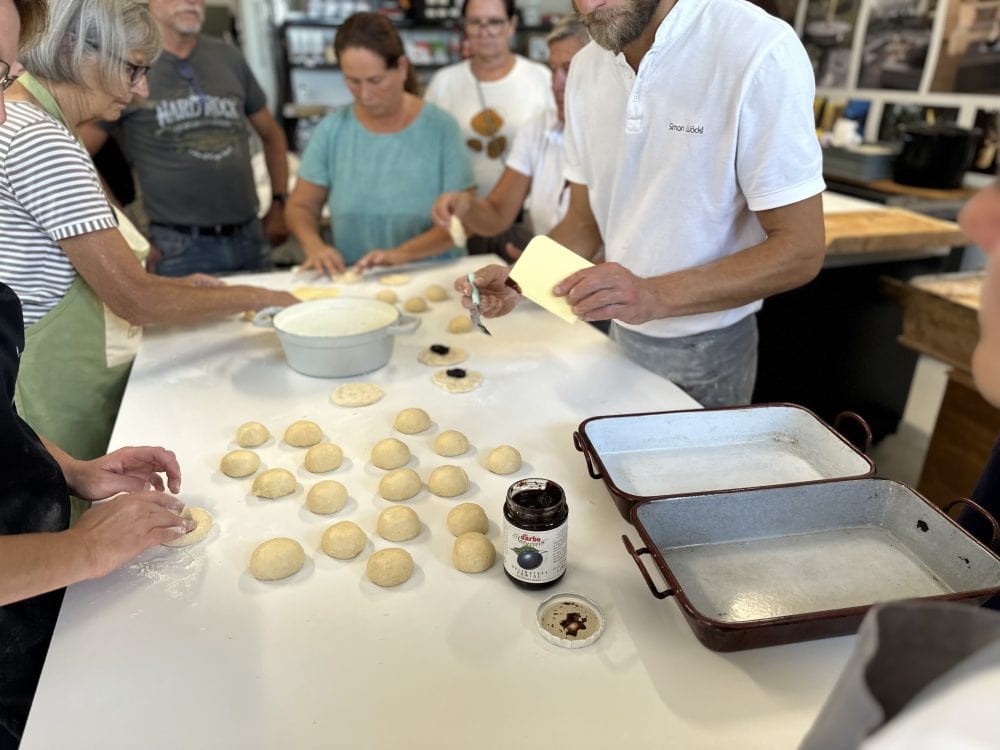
top-left (0, 0), bottom-right (296, 512)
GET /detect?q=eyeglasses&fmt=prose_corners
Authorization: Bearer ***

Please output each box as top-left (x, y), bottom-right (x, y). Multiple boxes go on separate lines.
top-left (0, 60), bottom-right (18, 91)
top-left (176, 59), bottom-right (208, 101)
top-left (85, 42), bottom-right (150, 86)
top-left (464, 17), bottom-right (509, 34)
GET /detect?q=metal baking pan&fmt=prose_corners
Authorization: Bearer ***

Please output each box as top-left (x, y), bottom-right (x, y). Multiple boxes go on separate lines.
top-left (574, 403), bottom-right (875, 521)
top-left (624, 478), bottom-right (1000, 651)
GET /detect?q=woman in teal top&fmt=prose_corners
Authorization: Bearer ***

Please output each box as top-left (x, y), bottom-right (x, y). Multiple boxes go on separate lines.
top-left (287, 12), bottom-right (475, 275)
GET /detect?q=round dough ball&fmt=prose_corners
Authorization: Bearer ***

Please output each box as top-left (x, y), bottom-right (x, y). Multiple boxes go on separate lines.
top-left (447, 503), bottom-right (489, 537)
top-left (366, 547), bottom-right (414, 587)
top-left (304, 442), bottom-right (344, 473)
top-left (252, 468), bottom-right (297, 499)
top-left (378, 468), bottom-right (422, 501)
top-left (377, 506), bottom-right (421, 542)
top-left (371, 437), bottom-right (411, 470)
top-left (427, 465), bottom-right (469, 498)
top-left (425, 284), bottom-right (449, 302)
top-left (486, 445), bottom-right (522, 475)
top-left (403, 297), bottom-right (428, 313)
top-left (447, 315), bottom-right (473, 334)
top-left (434, 429), bottom-right (469, 457)
top-left (163, 507), bottom-right (213, 548)
top-left (220, 449), bottom-right (260, 478)
top-left (394, 407), bottom-right (431, 434)
top-left (452, 532), bottom-right (495, 573)
top-left (375, 289), bottom-right (398, 304)
top-left (306, 480), bottom-right (348, 515)
top-left (250, 538), bottom-right (305, 581)
top-left (321, 521), bottom-right (367, 559)
top-left (235, 421), bottom-right (270, 448)
top-left (284, 420), bottom-right (323, 447)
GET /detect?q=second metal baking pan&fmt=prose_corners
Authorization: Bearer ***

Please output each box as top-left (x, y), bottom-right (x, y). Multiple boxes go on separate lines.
top-left (624, 478), bottom-right (1000, 651)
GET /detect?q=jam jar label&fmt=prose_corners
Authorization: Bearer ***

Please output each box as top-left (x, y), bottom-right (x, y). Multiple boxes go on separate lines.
top-left (503, 519), bottom-right (568, 584)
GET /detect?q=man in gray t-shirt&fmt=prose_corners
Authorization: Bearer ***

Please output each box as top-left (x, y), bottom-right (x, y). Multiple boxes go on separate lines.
top-left (82, 0), bottom-right (289, 277)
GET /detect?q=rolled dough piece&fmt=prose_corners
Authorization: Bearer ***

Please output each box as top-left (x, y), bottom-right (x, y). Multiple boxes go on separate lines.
top-left (394, 407), bottom-right (431, 434)
top-left (379, 273), bottom-right (411, 286)
top-left (235, 421), bottom-right (270, 448)
top-left (292, 286), bottom-right (342, 301)
top-left (426, 284), bottom-right (449, 302)
top-left (447, 315), bottom-right (473, 334)
top-left (452, 532), bottom-right (495, 573)
top-left (375, 289), bottom-right (398, 304)
top-left (434, 429), bottom-right (469, 457)
top-left (332, 270), bottom-right (361, 284)
top-left (427, 465), bottom-right (469, 498)
top-left (304, 442), bottom-right (344, 473)
top-left (371, 437), bottom-right (411, 470)
top-left (163, 507), bottom-right (213, 548)
top-left (486, 445), bottom-right (522, 475)
top-left (321, 521), bottom-right (367, 559)
top-left (285, 420), bottom-right (323, 447)
top-left (378, 468), bottom-right (422, 501)
top-left (250, 538), bottom-right (305, 581)
top-left (366, 547), bottom-right (414, 587)
top-left (307, 480), bottom-right (348, 514)
top-left (220, 449), bottom-right (260, 478)
top-left (432, 368), bottom-right (483, 393)
top-left (417, 345), bottom-right (467, 367)
top-left (252, 468), bottom-right (297, 499)
top-left (447, 503), bottom-right (488, 537)
top-left (377, 506), bottom-right (421, 542)
top-left (331, 382), bottom-right (384, 407)
top-left (448, 215), bottom-right (467, 248)
top-left (403, 297), bottom-right (428, 313)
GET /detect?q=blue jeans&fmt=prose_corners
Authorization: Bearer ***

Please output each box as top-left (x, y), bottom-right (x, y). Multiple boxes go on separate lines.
top-left (610, 314), bottom-right (758, 408)
top-left (149, 219), bottom-right (272, 277)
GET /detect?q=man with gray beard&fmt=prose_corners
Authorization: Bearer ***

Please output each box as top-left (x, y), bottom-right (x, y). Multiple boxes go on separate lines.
top-left (81, 0), bottom-right (290, 277)
top-left (458, 0), bottom-right (826, 408)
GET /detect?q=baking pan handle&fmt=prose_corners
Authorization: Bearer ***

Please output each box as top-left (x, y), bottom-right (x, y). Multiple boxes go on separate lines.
top-left (622, 535), bottom-right (673, 600)
top-left (572, 431), bottom-right (603, 479)
top-left (833, 411), bottom-right (873, 455)
top-left (944, 498), bottom-right (1000, 549)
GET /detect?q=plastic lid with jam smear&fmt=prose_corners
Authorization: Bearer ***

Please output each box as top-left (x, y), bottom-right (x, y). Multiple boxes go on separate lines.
top-left (535, 593), bottom-right (606, 649)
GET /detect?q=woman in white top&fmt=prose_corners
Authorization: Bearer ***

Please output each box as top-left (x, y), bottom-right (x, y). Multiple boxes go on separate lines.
top-left (431, 16), bottom-right (589, 262)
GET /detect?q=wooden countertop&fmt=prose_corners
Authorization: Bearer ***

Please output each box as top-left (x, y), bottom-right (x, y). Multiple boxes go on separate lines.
top-left (824, 208), bottom-right (967, 256)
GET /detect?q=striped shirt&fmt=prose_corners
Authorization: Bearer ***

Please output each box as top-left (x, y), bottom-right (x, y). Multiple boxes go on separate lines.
top-left (0, 101), bottom-right (117, 326)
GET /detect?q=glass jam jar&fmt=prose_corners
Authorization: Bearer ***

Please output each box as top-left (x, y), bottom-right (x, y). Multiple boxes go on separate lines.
top-left (503, 478), bottom-right (568, 589)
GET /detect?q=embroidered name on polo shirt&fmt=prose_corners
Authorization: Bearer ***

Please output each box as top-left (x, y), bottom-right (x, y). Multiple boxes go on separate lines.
top-left (668, 122), bottom-right (704, 134)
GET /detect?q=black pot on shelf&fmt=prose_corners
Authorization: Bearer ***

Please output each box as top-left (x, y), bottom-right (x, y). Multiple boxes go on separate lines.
top-left (892, 124), bottom-right (982, 189)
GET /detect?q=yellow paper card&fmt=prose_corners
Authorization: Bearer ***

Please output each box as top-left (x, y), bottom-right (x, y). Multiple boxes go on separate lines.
top-left (509, 236), bottom-right (594, 323)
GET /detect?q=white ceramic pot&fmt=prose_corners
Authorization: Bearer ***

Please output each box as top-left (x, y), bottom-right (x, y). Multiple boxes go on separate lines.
top-left (254, 297), bottom-right (420, 377)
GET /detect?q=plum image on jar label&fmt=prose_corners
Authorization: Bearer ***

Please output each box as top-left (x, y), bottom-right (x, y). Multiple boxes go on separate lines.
top-left (503, 478), bottom-right (568, 589)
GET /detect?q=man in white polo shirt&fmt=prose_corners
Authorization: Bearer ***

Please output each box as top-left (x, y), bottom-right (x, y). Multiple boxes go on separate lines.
top-left (457, 0), bottom-right (826, 407)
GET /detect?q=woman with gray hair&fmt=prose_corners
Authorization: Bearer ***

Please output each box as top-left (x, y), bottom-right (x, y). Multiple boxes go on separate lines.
top-left (431, 15), bottom-right (591, 262)
top-left (0, 0), bottom-right (295, 508)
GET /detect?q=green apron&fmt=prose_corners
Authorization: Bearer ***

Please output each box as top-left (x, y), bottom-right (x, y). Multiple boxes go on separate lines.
top-left (14, 74), bottom-right (145, 523)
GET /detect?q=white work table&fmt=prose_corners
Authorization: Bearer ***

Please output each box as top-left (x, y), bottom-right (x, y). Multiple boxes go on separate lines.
top-left (22, 257), bottom-right (854, 749)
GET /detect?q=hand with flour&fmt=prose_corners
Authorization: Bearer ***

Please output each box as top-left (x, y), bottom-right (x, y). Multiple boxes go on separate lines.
top-left (45, 442), bottom-right (182, 501)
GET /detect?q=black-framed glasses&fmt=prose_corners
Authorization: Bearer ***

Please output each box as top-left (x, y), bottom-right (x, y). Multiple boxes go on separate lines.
top-left (0, 59), bottom-right (18, 91)
top-left (175, 59), bottom-right (208, 101)
top-left (464, 17), bottom-right (509, 33)
top-left (85, 41), bottom-right (150, 86)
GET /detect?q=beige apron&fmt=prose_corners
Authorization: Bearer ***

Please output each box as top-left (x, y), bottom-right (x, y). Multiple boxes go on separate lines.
top-left (14, 73), bottom-right (147, 522)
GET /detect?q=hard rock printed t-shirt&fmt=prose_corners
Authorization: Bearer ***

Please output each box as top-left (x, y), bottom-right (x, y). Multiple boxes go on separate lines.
top-left (115, 35), bottom-right (268, 226)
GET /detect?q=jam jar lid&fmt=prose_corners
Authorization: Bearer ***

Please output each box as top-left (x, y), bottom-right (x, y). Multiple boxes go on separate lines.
top-left (535, 593), bottom-right (606, 649)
